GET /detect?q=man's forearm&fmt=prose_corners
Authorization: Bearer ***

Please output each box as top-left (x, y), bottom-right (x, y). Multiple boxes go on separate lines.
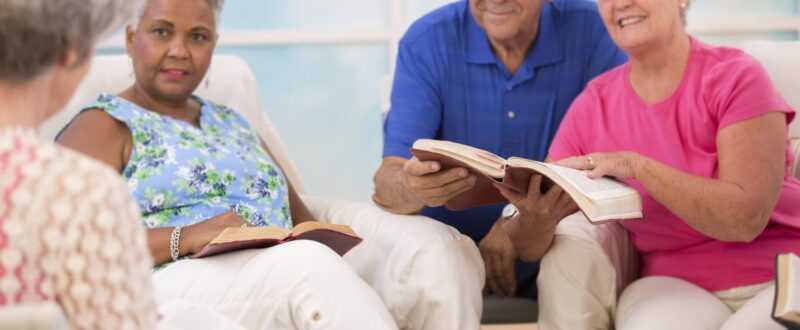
top-left (373, 164), bottom-right (426, 215)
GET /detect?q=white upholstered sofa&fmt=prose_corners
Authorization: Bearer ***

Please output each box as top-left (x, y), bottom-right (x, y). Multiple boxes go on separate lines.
top-left (739, 40), bottom-right (800, 177)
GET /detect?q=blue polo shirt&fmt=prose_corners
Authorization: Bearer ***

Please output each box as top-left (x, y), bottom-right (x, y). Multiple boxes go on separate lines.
top-left (383, 0), bottom-right (627, 242)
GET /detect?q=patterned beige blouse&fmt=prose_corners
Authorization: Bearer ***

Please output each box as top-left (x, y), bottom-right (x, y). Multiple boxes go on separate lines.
top-left (0, 129), bottom-right (157, 329)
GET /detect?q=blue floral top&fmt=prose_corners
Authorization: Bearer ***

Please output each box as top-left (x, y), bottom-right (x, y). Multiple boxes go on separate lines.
top-left (83, 94), bottom-right (292, 230)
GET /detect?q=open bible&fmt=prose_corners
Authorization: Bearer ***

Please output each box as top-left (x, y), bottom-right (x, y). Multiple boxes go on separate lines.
top-left (773, 253), bottom-right (800, 329)
top-left (192, 221), bottom-right (363, 258)
top-left (411, 139), bottom-right (643, 223)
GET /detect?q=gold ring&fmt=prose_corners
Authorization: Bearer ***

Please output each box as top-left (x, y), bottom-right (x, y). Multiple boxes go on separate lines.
top-left (586, 156), bottom-right (596, 171)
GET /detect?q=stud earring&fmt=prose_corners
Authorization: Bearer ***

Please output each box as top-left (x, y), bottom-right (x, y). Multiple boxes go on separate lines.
top-left (679, 2), bottom-right (687, 8)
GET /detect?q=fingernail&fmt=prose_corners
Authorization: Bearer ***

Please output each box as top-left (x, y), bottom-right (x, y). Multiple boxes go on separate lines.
top-left (459, 170), bottom-right (468, 177)
top-left (468, 176), bottom-right (476, 184)
top-left (431, 163), bottom-right (440, 171)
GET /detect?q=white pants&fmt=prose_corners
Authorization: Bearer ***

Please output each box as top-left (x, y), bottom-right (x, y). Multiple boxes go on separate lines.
top-left (617, 277), bottom-right (781, 330)
top-left (538, 213), bottom-right (783, 330)
top-left (305, 196), bottom-right (485, 330)
top-left (157, 299), bottom-right (246, 330)
top-left (153, 241), bottom-right (397, 330)
top-left (156, 196), bottom-right (485, 330)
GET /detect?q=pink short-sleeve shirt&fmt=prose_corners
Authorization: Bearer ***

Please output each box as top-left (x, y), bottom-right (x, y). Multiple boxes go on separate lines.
top-left (549, 37), bottom-right (800, 292)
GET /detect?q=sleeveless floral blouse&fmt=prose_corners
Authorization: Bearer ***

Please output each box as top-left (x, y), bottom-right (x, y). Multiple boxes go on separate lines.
top-left (82, 94), bottom-right (292, 230)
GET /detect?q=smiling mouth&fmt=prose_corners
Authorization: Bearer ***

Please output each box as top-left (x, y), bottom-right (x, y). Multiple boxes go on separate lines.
top-left (160, 69), bottom-right (190, 79)
top-left (486, 10), bottom-right (514, 19)
top-left (618, 16), bottom-right (646, 28)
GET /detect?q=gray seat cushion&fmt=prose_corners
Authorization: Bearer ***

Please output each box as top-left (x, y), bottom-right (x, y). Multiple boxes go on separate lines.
top-left (481, 295), bottom-right (538, 324)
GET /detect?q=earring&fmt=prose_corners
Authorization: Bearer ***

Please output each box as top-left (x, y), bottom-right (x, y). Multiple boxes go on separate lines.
top-left (679, 2), bottom-right (687, 8)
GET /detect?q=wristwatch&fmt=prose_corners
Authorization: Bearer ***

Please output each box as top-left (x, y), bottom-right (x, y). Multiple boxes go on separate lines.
top-left (501, 203), bottom-right (518, 220)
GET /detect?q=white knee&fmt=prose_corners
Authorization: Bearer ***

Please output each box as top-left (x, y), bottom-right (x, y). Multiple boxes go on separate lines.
top-left (265, 240), bottom-right (353, 278)
top-left (617, 276), bottom-right (731, 330)
top-left (257, 241), bottom-right (396, 329)
top-left (720, 284), bottom-right (784, 330)
top-left (396, 236), bottom-right (483, 330)
top-left (537, 234), bottom-right (617, 330)
top-left (539, 234), bottom-right (613, 286)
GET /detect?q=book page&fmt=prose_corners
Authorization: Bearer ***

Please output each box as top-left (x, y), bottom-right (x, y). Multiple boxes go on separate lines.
top-left (211, 226), bottom-right (289, 244)
top-left (543, 163), bottom-right (638, 200)
top-left (291, 221), bottom-right (358, 237)
top-left (412, 139), bottom-right (506, 178)
top-left (788, 254), bottom-right (800, 313)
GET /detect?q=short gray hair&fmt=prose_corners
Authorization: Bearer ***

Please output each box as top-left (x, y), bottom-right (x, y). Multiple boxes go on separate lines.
top-left (0, 0), bottom-right (139, 82)
top-left (134, 0), bottom-right (225, 30)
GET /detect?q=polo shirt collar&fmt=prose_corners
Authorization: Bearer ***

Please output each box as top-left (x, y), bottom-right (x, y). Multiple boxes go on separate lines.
top-left (464, 2), bottom-right (563, 69)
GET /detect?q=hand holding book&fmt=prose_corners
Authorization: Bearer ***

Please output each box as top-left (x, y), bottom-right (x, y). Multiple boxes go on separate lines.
top-left (170, 211), bottom-right (362, 260)
top-left (494, 173), bottom-right (580, 261)
top-left (410, 139), bottom-right (643, 224)
top-left (400, 155), bottom-right (477, 208)
top-left (192, 221), bottom-right (362, 259)
top-left (554, 152), bottom-right (642, 181)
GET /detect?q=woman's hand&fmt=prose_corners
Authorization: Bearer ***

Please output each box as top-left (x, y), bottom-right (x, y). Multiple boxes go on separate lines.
top-left (555, 151), bottom-right (644, 180)
top-left (182, 211), bottom-right (250, 254)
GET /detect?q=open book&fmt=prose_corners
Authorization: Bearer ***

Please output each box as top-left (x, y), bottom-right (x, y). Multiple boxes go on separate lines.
top-left (411, 139), bottom-right (643, 223)
top-left (773, 253), bottom-right (800, 329)
top-left (192, 221), bottom-right (363, 258)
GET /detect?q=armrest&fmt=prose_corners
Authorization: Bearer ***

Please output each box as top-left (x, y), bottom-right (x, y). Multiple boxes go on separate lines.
top-left (792, 137), bottom-right (799, 179)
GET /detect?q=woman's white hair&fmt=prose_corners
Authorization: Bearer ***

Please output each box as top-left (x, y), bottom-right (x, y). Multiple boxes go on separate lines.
top-left (0, 0), bottom-right (140, 82)
top-left (133, 0), bottom-right (225, 30)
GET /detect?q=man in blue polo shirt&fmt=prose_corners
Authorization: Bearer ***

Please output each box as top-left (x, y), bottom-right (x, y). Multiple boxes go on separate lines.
top-left (373, 0), bottom-right (626, 306)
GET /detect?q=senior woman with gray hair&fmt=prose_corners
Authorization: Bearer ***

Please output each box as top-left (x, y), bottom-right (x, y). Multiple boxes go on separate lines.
top-left (498, 0), bottom-right (800, 329)
top-left (0, 0), bottom-right (157, 329)
top-left (57, 0), bottom-right (398, 329)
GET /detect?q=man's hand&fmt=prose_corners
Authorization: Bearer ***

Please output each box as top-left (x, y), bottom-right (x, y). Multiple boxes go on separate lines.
top-left (478, 218), bottom-right (517, 298)
top-left (373, 156), bottom-right (476, 214)
top-left (401, 156), bottom-right (477, 207)
top-left (494, 174), bottom-right (579, 261)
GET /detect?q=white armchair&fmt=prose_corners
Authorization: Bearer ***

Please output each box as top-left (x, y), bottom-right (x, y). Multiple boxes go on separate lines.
top-left (41, 54), bottom-right (485, 330)
top-left (739, 40), bottom-right (800, 178)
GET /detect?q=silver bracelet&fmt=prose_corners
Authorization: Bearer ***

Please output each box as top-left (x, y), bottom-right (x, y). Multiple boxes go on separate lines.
top-left (169, 225), bottom-right (185, 261)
